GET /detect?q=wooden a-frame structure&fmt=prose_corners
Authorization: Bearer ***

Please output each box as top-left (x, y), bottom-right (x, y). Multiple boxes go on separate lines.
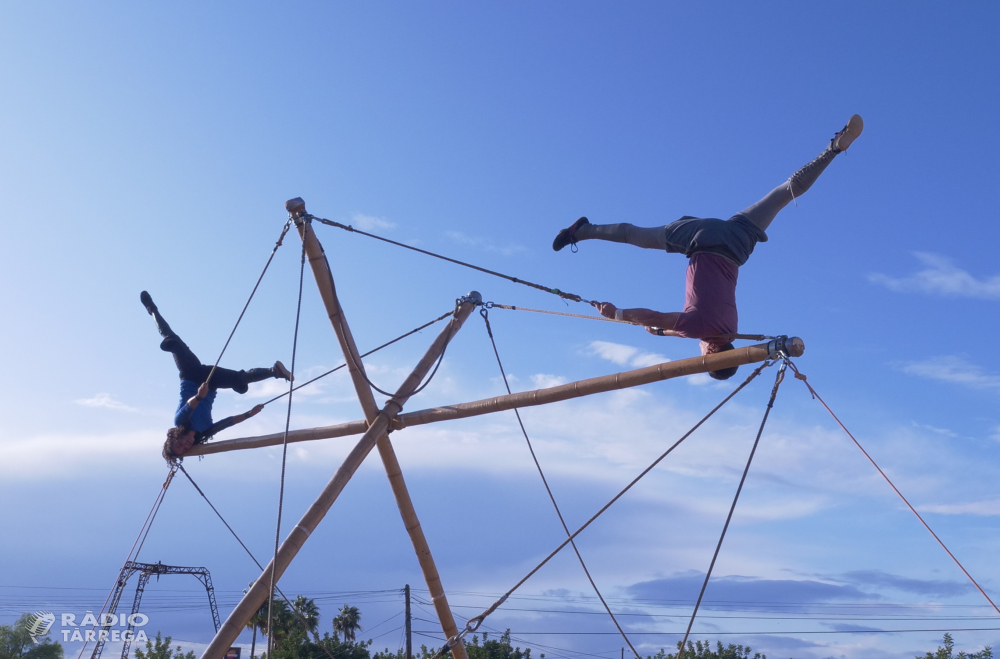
top-left (198, 198), bottom-right (805, 659)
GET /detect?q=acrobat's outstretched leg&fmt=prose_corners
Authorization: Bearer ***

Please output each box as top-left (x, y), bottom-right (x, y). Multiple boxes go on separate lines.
top-left (739, 114), bottom-right (863, 234)
top-left (551, 115), bottom-right (864, 253)
top-left (139, 291), bottom-right (291, 394)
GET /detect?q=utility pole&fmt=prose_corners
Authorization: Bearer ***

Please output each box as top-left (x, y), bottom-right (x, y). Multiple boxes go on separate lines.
top-left (405, 584), bottom-right (412, 659)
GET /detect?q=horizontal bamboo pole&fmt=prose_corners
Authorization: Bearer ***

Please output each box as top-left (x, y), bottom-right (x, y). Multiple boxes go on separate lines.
top-left (194, 337), bottom-right (804, 455)
top-left (186, 421), bottom-right (368, 456)
top-left (395, 336), bottom-right (804, 429)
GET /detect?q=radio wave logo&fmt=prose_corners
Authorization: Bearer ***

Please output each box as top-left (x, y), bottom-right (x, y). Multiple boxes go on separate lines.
top-left (26, 611), bottom-right (56, 644)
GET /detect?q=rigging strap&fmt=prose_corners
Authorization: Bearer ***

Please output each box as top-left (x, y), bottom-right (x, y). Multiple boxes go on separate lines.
top-left (787, 361), bottom-right (1000, 618)
top-left (268, 235), bottom-right (307, 655)
top-left (259, 309), bottom-right (456, 407)
top-left (480, 307), bottom-right (641, 659)
top-left (431, 359), bottom-right (775, 657)
top-left (177, 465), bottom-right (338, 659)
top-left (334, 296), bottom-right (471, 400)
top-left (482, 301), bottom-right (775, 342)
top-left (76, 466), bottom-right (176, 659)
top-left (205, 220), bottom-right (292, 388)
top-left (309, 214), bottom-right (594, 305)
top-left (677, 359), bottom-right (788, 658)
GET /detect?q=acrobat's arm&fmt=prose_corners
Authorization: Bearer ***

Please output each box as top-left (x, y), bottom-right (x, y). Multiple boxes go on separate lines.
top-left (592, 302), bottom-right (681, 331)
top-left (195, 404), bottom-right (264, 443)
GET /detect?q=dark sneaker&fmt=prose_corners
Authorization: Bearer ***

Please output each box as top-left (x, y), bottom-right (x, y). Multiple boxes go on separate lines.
top-left (140, 290), bottom-right (157, 315)
top-left (552, 217), bottom-right (590, 252)
top-left (273, 360), bottom-right (294, 382)
top-left (831, 114), bottom-right (864, 152)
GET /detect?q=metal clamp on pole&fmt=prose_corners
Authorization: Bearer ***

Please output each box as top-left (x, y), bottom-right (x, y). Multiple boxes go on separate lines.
top-left (766, 336), bottom-right (805, 360)
top-left (285, 197), bottom-right (307, 218)
top-left (456, 291), bottom-right (483, 307)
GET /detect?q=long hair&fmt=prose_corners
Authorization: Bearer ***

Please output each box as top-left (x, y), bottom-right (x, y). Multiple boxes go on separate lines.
top-left (162, 426), bottom-right (185, 464)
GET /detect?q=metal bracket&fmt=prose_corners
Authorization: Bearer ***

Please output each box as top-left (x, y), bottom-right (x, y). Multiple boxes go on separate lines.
top-left (766, 335), bottom-right (791, 361)
top-left (457, 291), bottom-right (482, 307)
top-left (285, 197), bottom-right (306, 217)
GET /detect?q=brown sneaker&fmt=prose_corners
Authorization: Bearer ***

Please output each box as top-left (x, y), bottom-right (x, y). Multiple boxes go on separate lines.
top-left (831, 114), bottom-right (864, 152)
top-left (273, 360), bottom-right (294, 382)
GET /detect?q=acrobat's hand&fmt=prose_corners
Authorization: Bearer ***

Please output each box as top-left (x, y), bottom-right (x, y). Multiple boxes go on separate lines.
top-left (247, 404), bottom-right (264, 417)
top-left (645, 326), bottom-right (666, 336)
top-left (592, 302), bottom-right (617, 320)
top-left (197, 382), bottom-right (210, 399)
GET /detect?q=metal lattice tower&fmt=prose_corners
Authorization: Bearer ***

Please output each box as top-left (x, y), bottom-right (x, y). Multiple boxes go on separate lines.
top-left (90, 561), bottom-right (221, 659)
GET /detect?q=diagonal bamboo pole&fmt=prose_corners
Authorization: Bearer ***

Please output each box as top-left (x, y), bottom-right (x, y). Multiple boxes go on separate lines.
top-left (288, 198), bottom-right (470, 659)
top-left (198, 286), bottom-right (477, 659)
top-left (188, 336), bottom-right (805, 456)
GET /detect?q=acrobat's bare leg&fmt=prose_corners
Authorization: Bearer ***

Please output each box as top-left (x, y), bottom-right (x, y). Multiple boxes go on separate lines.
top-left (552, 217), bottom-right (667, 252)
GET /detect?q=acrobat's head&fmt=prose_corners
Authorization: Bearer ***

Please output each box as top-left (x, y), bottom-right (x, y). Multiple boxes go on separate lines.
top-left (702, 341), bottom-right (739, 381)
top-left (163, 426), bottom-right (196, 462)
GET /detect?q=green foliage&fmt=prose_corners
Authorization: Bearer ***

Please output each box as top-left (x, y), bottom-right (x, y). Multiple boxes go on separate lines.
top-left (645, 640), bottom-right (764, 659)
top-left (134, 631), bottom-right (195, 659)
top-left (263, 630), bottom-right (371, 659)
top-left (332, 606), bottom-right (361, 644)
top-left (292, 597), bottom-right (320, 636)
top-left (406, 630), bottom-right (539, 659)
top-left (0, 614), bottom-right (63, 659)
top-left (917, 633), bottom-right (994, 659)
top-left (463, 630), bottom-right (534, 659)
top-left (262, 600), bottom-right (297, 643)
top-left (254, 602), bottom-right (542, 659)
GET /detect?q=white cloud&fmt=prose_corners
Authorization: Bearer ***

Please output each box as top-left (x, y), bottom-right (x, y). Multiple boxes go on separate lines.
top-left (898, 356), bottom-right (1000, 393)
top-left (686, 373), bottom-right (715, 386)
top-left (74, 393), bottom-right (138, 412)
top-left (351, 213), bottom-right (396, 232)
top-left (919, 499), bottom-right (1000, 516)
top-left (588, 341), bottom-right (638, 365)
top-left (530, 373), bottom-right (567, 388)
top-left (0, 429), bottom-right (162, 478)
top-left (868, 252), bottom-right (1000, 299)
top-left (587, 341), bottom-right (669, 369)
top-left (245, 375), bottom-right (336, 400)
top-left (444, 231), bottom-right (526, 257)
top-left (910, 421), bottom-right (957, 437)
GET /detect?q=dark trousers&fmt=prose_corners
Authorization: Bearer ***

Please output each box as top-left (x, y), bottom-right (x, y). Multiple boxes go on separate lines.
top-left (153, 310), bottom-right (264, 394)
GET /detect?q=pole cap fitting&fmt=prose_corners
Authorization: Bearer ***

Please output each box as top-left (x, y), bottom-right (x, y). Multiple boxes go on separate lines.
top-left (285, 198), bottom-right (306, 216)
top-left (767, 336), bottom-right (805, 359)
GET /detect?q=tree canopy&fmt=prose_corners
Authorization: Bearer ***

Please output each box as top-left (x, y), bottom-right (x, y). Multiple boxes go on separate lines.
top-left (917, 633), bottom-right (994, 659)
top-left (134, 631), bottom-right (196, 659)
top-left (644, 640), bottom-right (765, 659)
top-left (0, 614), bottom-right (63, 659)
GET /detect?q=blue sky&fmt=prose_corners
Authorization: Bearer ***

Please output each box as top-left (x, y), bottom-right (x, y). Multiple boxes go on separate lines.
top-left (2, 3), bottom-right (1000, 658)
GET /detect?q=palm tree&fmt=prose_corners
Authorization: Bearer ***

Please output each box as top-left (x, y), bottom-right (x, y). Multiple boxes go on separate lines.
top-left (291, 595), bottom-right (320, 640)
top-left (243, 583), bottom-right (268, 659)
top-left (331, 604), bottom-right (361, 643)
top-left (258, 597), bottom-right (296, 653)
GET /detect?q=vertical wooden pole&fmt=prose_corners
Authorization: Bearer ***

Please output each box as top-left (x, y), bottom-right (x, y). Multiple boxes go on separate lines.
top-left (405, 584), bottom-right (412, 659)
top-left (288, 198), bottom-right (471, 659)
